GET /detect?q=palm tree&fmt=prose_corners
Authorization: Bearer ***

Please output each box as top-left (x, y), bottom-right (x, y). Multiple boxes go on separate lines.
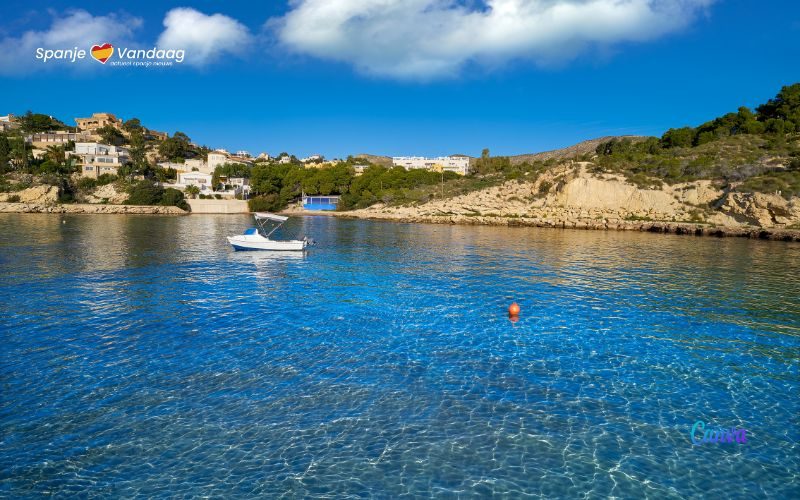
top-left (10, 140), bottom-right (30, 171)
top-left (185, 185), bottom-right (200, 199)
top-left (45, 145), bottom-right (66, 165)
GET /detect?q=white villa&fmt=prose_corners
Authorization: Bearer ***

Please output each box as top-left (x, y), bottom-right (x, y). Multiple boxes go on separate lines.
top-left (166, 172), bottom-right (250, 199)
top-left (208, 150), bottom-right (253, 172)
top-left (175, 171), bottom-right (214, 192)
top-left (158, 158), bottom-right (210, 174)
top-left (301, 154), bottom-right (324, 163)
top-left (392, 156), bottom-right (471, 175)
top-left (72, 142), bottom-right (130, 179)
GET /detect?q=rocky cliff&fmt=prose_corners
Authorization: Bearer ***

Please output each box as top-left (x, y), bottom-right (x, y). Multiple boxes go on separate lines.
top-left (342, 162), bottom-right (800, 240)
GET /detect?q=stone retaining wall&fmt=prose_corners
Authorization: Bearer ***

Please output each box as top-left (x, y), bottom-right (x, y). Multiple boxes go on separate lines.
top-left (186, 199), bottom-right (249, 214)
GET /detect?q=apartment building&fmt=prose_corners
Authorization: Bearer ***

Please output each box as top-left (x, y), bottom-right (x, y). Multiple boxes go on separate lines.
top-left (392, 156), bottom-right (471, 175)
top-left (72, 142), bottom-right (130, 179)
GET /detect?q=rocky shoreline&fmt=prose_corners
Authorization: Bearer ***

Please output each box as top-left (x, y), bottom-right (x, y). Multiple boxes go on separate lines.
top-left (0, 202), bottom-right (187, 215)
top-left (3, 202), bottom-right (798, 241)
top-left (327, 211), bottom-right (800, 242)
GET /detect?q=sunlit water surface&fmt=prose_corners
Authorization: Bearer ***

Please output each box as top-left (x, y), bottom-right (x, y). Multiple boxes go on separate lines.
top-left (1, 214), bottom-right (798, 498)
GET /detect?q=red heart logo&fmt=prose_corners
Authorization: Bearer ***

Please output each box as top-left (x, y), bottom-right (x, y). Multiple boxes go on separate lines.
top-left (91, 43), bottom-right (114, 64)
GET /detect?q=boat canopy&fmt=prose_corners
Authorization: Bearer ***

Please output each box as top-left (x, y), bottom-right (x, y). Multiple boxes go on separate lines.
top-left (254, 212), bottom-right (288, 222)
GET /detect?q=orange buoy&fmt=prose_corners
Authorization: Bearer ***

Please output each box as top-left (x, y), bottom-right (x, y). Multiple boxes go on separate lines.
top-left (508, 302), bottom-right (520, 316)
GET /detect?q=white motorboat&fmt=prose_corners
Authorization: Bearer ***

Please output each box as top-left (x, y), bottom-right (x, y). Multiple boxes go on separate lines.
top-left (227, 213), bottom-right (308, 251)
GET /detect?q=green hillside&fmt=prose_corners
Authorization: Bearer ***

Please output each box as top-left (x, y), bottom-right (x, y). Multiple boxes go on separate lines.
top-left (589, 83), bottom-right (800, 196)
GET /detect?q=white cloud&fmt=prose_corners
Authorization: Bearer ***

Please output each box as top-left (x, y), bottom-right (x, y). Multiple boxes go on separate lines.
top-left (157, 8), bottom-right (252, 66)
top-left (275, 0), bottom-right (716, 79)
top-left (0, 10), bottom-right (141, 75)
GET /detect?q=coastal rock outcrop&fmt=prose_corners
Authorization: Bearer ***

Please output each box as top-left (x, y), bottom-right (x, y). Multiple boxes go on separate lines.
top-left (0, 185), bottom-right (59, 204)
top-left (84, 183), bottom-right (128, 204)
top-left (719, 192), bottom-right (800, 227)
top-left (551, 175), bottom-right (679, 215)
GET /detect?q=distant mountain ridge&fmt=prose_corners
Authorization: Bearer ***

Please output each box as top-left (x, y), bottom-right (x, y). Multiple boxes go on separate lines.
top-left (354, 153), bottom-right (392, 167)
top-left (506, 136), bottom-right (647, 165)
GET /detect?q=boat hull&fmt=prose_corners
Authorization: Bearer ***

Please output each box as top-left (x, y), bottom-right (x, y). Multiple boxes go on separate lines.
top-left (227, 235), bottom-right (306, 251)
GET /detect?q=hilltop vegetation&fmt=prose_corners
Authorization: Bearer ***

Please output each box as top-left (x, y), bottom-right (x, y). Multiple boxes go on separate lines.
top-left (588, 83), bottom-right (800, 197)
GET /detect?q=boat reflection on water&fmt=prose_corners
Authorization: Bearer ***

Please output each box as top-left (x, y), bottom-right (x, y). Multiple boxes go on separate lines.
top-left (229, 250), bottom-right (305, 265)
top-left (228, 249), bottom-right (306, 281)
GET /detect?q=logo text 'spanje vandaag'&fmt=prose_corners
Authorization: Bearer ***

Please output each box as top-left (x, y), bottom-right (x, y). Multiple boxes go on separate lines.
top-left (35, 43), bottom-right (184, 66)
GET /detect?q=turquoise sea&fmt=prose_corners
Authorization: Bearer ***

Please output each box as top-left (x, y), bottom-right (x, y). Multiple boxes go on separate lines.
top-left (1, 214), bottom-right (798, 498)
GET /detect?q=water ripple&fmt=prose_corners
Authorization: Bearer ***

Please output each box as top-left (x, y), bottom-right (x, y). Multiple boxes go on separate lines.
top-left (0, 214), bottom-right (798, 498)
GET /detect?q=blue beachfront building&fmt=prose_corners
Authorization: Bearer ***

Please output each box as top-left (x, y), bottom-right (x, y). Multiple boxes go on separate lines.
top-left (302, 195), bottom-right (340, 211)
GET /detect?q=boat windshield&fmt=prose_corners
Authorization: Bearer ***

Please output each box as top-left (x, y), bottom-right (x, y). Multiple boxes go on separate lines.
top-left (255, 217), bottom-right (286, 238)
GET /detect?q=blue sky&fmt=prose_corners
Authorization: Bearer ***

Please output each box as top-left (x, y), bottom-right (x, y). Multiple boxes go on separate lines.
top-left (0, 1), bottom-right (798, 158)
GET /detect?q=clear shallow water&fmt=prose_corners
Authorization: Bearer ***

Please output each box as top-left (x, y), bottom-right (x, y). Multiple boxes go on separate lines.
top-left (0, 214), bottom-right (798, 498)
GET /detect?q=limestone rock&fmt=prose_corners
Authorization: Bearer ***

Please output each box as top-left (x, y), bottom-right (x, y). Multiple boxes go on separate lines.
top-left (670, 181), bottom-right (723, 206)
top-left (551, 176), bottom-right (678, 214)
top-left (720, 192), bottom-right (800, 227)
top-left (85, 183), bottom-right (128, 204)
top-left (0, 185), bottom-right (59, 204)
